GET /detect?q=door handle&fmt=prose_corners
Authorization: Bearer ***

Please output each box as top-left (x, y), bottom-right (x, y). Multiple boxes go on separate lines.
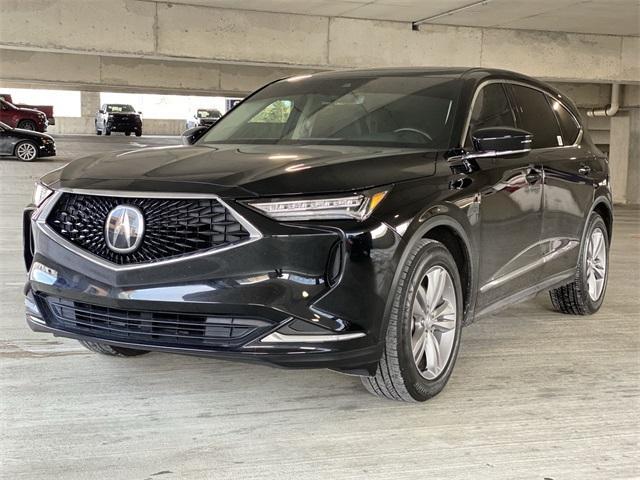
top-left (578, 165), bottom-right (592, 175)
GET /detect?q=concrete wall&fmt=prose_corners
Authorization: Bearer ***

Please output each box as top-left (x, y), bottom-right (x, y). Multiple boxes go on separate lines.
top-left (0, 0), bottom-right (638, 96)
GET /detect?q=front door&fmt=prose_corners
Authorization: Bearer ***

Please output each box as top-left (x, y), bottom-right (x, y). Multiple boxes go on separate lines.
top-left (465, 82), bottom-right (545, 311)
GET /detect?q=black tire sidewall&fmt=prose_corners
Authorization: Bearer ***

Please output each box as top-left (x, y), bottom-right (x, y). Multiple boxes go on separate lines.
top-left (579, 214), bottom-right (609, 313)
top-left (396, 242), bottom-right (463, 401)
top-left (18, 120), bottom-right (35, 130)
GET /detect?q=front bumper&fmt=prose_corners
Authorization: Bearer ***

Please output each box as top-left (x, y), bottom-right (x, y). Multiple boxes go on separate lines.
top-left (107, 119), bottom-right (142, 132)
top-left (24, 195), bottom-right (403, 374)
top-left (38, 142), bottom-right (56, 157)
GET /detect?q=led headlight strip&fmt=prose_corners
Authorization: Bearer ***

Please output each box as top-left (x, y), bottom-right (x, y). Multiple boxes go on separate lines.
top-left (248, 190), bottom-right (388, 221)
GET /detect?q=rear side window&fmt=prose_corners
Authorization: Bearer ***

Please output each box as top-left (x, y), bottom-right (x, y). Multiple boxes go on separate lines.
top-left (511, 85), bottom-right (563, 149)
top-left (550, 100), bottom-right (581, 145)
top-left (466, 83), bottom-right (515, 147)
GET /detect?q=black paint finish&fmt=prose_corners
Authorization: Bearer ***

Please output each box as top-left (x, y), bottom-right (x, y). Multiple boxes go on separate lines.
top-left (25, 68), bottom-right (611, 374)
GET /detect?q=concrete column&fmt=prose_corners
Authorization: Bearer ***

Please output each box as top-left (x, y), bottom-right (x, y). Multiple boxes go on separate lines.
top-left (609, 114), bottom-right (631, 204)
top-left (626, 109), bottom-right (640, 205)
top-left (81, 91), bottom-right (100, 118)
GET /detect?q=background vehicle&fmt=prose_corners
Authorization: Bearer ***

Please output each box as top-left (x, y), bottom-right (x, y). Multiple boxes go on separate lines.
top-left (186, 108), bottom-right (222, 130)
top-left (0, 121), bottom-right (55, 161)
top-left (0, 98), bottom-right (48, 132)
top-left (0, 94), bottom-right (55, 126)
top-left (95, 104), bottom-right (142, 136)
top-left (24, 68), bottom-right (611, 402)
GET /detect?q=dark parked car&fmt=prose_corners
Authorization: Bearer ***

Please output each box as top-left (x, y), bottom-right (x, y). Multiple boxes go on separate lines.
top-left (0, 121), bottom-right (55, 161)
top-left (24, 68), bottom-right (611, 402)
top-left (186, 108), bottom-right (222, 130)
top-left (0, 98), bottom-right (48, 132)
top-left (95, 104), bottom-right (142, 136)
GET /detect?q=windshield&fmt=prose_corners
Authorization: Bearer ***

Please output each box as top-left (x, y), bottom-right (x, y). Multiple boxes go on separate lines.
top-left (197, 109), bottom-right (221, 119)
top-left (200, 75), bottom-right (462, 149)
top-left (107, 104), bottom-right (135, 113)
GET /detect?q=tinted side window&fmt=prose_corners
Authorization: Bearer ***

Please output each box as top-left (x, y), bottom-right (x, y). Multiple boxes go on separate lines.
top-left (511, 85), bottom-right (563, 149)
top-left (550, 100), bottom-right (581, 145)
top-left (466, 83), bottom-right (515, 148)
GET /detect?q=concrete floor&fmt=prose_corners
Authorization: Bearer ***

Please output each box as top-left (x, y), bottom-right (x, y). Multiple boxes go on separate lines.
top-left (1, 135), bottom-right (639, 480)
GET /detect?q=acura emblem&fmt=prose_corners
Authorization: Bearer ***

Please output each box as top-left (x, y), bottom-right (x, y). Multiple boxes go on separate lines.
top-left (104, 205), bottom-right (145, 254)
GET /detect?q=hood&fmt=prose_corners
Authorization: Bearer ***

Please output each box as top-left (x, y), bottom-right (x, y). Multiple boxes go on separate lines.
top-left (13, 128), bottom-right (53, 140)
top-left (47, 144), bottom-right (438, 197)
top-left (19, 107), bottom-right (45, 115)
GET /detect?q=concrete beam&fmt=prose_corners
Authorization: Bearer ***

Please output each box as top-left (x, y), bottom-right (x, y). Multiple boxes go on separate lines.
top-left (0, 0), bottom-right (638, 89)
top-left (0, 48), bottom-right (311, 95)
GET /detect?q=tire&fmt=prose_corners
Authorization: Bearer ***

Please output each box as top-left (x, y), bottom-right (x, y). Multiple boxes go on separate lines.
top-left (17, 120), bottom-right (36, 131)
top-left (135, 129), bottom-right (142, 137)
top-left (361, 239), bottom-right (463, 402)
top-left (105, 128), bottom-right (111, 136)
top-left (95, 121), bottom-right (102, 135)
top-left (14, 141), bottom-right (38, 161)
top-left (125, 131), bottom-right (131, 136)
top-left (79, 340), bottom-right (149, 357)
top-left (549, 212), bottom-right (609, 315)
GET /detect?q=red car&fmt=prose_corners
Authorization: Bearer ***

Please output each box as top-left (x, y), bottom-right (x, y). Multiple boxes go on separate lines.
top-left (0, 94), bottom-right (54, 126)
top-left (0, 98), bottom-right (48, 132)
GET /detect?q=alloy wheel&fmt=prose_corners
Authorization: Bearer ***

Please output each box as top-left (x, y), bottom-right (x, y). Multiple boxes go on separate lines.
top-left (411, 266), bottom-right (457, 380)
top-left (16, 142), bottom-right (37, 161)
top-left (586, 227), bottom-right (607, 301)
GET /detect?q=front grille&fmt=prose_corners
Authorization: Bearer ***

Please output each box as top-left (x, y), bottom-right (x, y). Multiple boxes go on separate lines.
top-left (46, 193), bottom-right (252, 265)
top-left (42, 296), bottom-right (272, 348)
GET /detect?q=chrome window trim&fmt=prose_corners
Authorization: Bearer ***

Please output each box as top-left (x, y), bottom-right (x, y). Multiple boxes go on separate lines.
top-left (461, 79), bottom-right (584, 150)
top-left (34, 188), bottom-right (262, 272)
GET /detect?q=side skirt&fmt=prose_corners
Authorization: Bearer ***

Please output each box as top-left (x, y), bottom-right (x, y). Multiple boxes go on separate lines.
top-left (474, 268), bottom-right (575, 320)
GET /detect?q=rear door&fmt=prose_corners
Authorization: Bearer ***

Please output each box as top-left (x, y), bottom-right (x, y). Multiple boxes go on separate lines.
top-left (509, 84), bottom-right (594, 281)
top-left (468, 82), bottom-right (545, 311)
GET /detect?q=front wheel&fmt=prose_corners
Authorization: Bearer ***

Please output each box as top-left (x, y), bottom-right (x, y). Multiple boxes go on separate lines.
top-left (79, 340), bottom-right (149, 357)
top-left (361, 239), bottom-right (463, 402)
top-left (125, 131), bottom-right (131, 136)
top-left (135, 129), bottom-right (142, 137)
top-left (17, 120), bottom-right (36, 131)
top-left (14, 141), bottom-right (38, 161)
top-left (549, 212), bottom-right (609, 315)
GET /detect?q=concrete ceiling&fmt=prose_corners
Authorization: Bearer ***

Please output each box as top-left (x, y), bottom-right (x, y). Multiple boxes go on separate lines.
top-left (162, 0), bottom-right (639, 36)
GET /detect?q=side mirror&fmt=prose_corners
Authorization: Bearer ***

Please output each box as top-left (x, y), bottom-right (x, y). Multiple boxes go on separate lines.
top-left (99, 109), bottom-right (106, 114)
top-left (181, 126), bottom-right (208, 145)
top-left (472, 127), bottom-right (533, 155)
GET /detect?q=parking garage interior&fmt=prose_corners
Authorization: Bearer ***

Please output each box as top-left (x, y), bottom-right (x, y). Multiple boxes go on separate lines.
top-left (0, 1), bottom-right (639, 478)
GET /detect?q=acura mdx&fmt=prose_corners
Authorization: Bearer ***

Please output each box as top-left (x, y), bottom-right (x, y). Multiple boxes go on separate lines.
top-left (24, 68), bottom-right (612, 402)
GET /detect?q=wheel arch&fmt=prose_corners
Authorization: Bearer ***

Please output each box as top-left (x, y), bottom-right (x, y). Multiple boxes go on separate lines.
top-left (381, 211), bottom-right (478, 339)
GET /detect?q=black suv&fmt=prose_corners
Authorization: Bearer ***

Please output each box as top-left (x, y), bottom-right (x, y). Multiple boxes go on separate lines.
top-left (24, 68), bottom-right (611, 402)
top-left (95, 104), bottom-right (142, 136)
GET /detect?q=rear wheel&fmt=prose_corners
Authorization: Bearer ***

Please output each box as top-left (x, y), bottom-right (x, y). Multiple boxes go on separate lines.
top-left (549, 212), bottom-right (609, 315)
top-left (14, 141), bottom-right (38, 161)
top-left (79, 340), bottom-right (149, 357)
top-left (17, 120), bottom-right (36, 131)
top-left (361, 239), bottom-right (463, 402)
top-left (135, 129), bottom-right (142, 137)
top-left (125, 131), bottom-right (131, 136)
top-left (95, 121), bottom-right (102, 135)
top-left (104, 127), bottom-right (111, 136)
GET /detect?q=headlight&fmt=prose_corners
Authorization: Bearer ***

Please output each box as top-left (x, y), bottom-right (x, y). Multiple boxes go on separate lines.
top-left (247, 190), bottom-right (388, 221)
top-left (33, 182), bottom-right (53, 207)
top-left (42, 138), bottom-right (54, 144)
